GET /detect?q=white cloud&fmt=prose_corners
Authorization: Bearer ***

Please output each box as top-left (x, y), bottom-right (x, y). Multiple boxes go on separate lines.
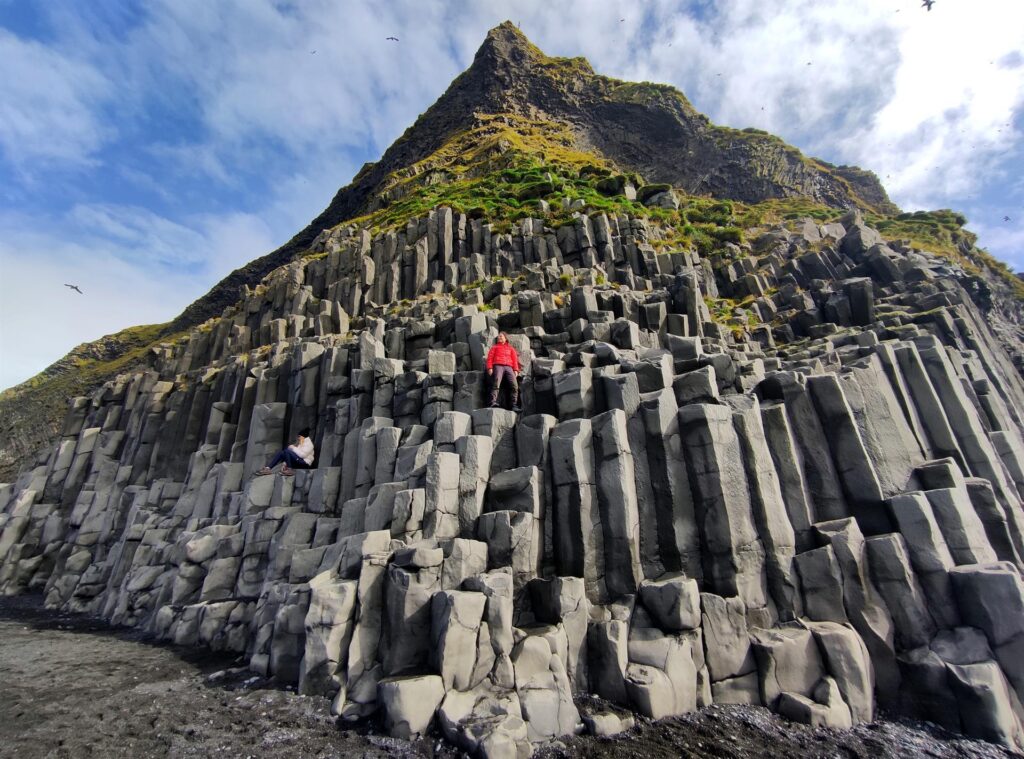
top-left (588, 0), bottom-right (1024, 214)
top-left (836, 1), bottom-right (1024, 209)
top-left (117, 0), bottom-right (466, 158)
top-left (259, 158), bottom-right (360, 235)
top-left (0, 206), bottom-right (276, 390)
top-left (0, 225), bottom-right (192, 390)
top-left (0, 28), bottom-right (113, 170)
top-left (147, 143), bottom-right (235, 187)
top-left (195, 211), bottom-right (278, 279)
top-left (67, 204), bottom-right (208, 267)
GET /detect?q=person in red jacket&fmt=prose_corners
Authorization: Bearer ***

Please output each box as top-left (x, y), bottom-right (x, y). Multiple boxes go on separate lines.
top-left (486, 332), bottom-right (522, 410)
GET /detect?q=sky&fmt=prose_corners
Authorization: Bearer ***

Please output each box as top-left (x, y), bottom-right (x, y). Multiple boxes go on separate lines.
top-left (1, 0), bottom-right (1022, 391)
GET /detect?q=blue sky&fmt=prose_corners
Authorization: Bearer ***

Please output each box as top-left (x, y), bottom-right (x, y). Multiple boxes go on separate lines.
top-left (1, 0), bottom-right (1022, 390)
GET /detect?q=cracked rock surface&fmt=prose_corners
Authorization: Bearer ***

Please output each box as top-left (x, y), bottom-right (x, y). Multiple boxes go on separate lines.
top-left (3, 199), bottom-right (1024, 757)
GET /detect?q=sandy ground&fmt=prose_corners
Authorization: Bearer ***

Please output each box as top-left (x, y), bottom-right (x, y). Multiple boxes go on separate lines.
top-left (1, 594), bottom-right (1020, 759)
top-left (0, 594), bottom-right (431, 759)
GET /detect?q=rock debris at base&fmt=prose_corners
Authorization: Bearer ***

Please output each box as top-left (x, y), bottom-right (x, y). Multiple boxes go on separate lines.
top-left (1, 596), bottom-right (1018, 759)
top-left (3, 202), bottom-right (1024, 758)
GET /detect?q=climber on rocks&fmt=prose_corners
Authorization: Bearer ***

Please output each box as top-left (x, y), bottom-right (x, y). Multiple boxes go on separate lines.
top-left (257, 428), bottom-right (314, 476)
top-left (486, 332), bottom-right (522, 411)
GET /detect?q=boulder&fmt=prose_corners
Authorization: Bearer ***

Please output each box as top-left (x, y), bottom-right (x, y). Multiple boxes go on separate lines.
top-left (776, 677), bottom-right (852, 729)
top-left (639, 574), bottom-right (700, 631)
top-left (512, 634), bottom-right (581, 741)
top-left (627, 626), bottom-right (697, 717)
top-left (946, 661), bottom-right (1024, 748)
top-left (750, 625), bottom-right (824, 709)
top-left (299, 572), bottom-right (358, 697)
top-left (431, 590), bottom-right (487, 690)
top-left (582, 710), bottom-right (635, 736)
top-left (804, 620), bottom-right (874, 723)
top-left (437, 686), bottom-right (530, 758)
top-left (378, 675), bottom-right (445, 740)
top-left (700, 593), bottom-right (754, 682)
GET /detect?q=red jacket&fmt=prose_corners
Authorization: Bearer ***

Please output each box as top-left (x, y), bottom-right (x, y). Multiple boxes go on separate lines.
top-left (486, 342), bottom-right (521, 372)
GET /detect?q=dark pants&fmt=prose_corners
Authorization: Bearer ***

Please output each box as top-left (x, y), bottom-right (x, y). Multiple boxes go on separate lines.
top-left (268, 448), bottom-right (311, 469)
top-left (488, 365), bottom-right (519, 408)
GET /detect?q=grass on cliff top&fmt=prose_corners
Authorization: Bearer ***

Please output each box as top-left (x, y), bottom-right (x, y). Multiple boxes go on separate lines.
top-left (0, 322), bottom-right (178, 481)
top-left (344, 163), bottom-right (751, 258)
top-left (2, 323), bottom-right (170, 399)
top-left (867, 209), bottom-right (974, 257)
top-left (867, 209), bottom-right (1024, 299)
top-left (339, 111), bottom-right (760, 253)
top-left (604, 80), bottom-right (699, 114)
top-left (742, 200), bottom-right (1023, 300)
top-left (345, 114), bottom-right (623, 233)
top-left (337, 113), bottom-right (1021, 301)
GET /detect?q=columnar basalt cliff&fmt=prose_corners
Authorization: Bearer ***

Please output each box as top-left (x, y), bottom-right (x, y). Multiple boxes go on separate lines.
top-left (3, 23), bottom-right (1024, 758)
top-left (9, 21), bottom-right (1016, 482)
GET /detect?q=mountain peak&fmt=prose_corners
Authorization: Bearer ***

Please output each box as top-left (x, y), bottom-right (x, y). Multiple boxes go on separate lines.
top-left (469, 22), bottom-right (593, 93)
top-left (473, 21), bottom-right (540, 70)
top-left (168, 23), bottom-right (894, 331)
top-left (484, 20), bottom-right (537, 50)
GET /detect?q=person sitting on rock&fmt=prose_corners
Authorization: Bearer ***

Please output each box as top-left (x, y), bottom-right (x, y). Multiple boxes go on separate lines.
top-left (257, 428), bottom-right (314, 476)
top-left (486, 332), bottom-right (522, 411)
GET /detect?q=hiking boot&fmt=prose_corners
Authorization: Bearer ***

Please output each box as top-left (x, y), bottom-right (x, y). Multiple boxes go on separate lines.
top-left (256, 466), bottom-right (272, 476)
top-left (281, 466), bottom-right (294, 476)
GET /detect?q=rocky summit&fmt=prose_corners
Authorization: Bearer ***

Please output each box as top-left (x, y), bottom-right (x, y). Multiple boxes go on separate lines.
top-left (3, 22), bottom-right (1024, 758)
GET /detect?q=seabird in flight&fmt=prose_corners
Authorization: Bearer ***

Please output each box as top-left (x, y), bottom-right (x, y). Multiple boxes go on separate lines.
top-left (65, 284), bottom-right (83, 294)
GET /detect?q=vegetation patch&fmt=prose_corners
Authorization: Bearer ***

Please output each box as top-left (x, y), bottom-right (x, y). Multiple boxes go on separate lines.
top-left (0, 323), bottom-right (179, 481)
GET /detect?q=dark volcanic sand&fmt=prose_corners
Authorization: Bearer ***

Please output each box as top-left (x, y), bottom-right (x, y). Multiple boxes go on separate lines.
top-left (1, 595), bottom-right (1020, 759)
top-left (0, 595), bottom-right (425, 759)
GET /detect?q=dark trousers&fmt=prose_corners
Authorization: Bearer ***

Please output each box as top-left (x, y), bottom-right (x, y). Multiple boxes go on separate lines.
top-left (268, 448), bottom-right (311, 469)
top-left (488, 365), bottom-right (519, 408)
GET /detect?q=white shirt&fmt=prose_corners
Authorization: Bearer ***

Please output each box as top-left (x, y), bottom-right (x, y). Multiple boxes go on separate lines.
top-left (288, 437), bottom-right (315, 465)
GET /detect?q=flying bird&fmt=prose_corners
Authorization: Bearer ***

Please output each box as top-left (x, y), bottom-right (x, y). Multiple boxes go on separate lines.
top-left (386, 36), bottom-right (399, 41)
top-left (922, 0), bottom-right (935, 9)
top-left (310, 50), bottom-right (316, 54)
top-left (1005, 216), bottom-right (1013, 222)
top-left (65, 284), bottom-right (83, 294)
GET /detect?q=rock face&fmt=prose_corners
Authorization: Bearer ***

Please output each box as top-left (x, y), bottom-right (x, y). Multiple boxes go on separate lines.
top-left (19, 23), bottom-right (1024, 493)
top-left (3, 203), bottom-right (1024, 755)
top-left (4, 27), bottom-right (1024, 759)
